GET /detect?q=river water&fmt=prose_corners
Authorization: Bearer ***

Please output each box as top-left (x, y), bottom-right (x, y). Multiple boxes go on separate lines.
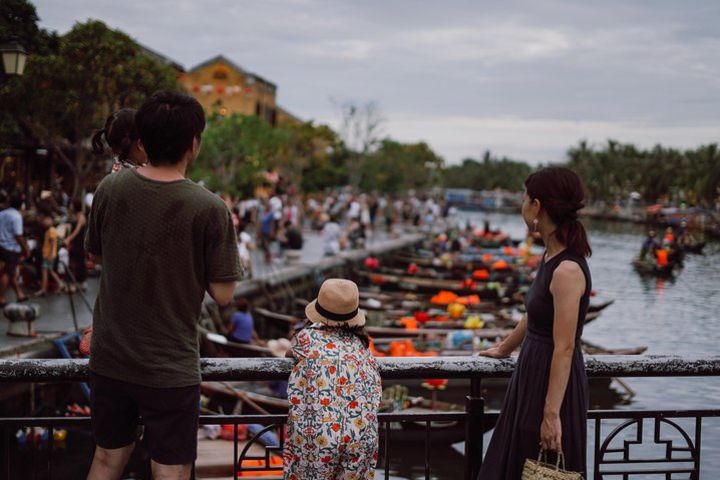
top-left (384, 211), bottom-right (720, 479)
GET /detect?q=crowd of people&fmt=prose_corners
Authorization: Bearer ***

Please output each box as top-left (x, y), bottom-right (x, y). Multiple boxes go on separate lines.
top-left (0, 188), bottom-right (89, 307)
top-left (223, 185), bottom-right (453, 276)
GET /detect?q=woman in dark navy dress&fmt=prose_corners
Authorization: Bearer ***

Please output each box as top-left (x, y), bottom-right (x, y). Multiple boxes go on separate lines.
top-left (478, 167), bottom-right (592, 479)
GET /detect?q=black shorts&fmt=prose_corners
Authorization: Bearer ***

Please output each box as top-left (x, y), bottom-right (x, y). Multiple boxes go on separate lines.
top-left (0, 247), bottom-right (20, 276)
top-left (89, 371), bottom-right (200, 465)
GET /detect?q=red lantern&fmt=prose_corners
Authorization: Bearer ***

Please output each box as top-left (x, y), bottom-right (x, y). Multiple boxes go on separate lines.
top-left (472, 269), bottom-right (490, 280)
top-left (370, 275), bottom-right (385, 286)
top-left (421, 379), bottom-right (448, 390)
top-left (216, 85), bottom-right (225, 94)
top-left (364, 257), bottom-right (380, 270)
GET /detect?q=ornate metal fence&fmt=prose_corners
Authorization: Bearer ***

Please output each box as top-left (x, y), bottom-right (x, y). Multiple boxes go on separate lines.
top-left (1, 355), bottom-right (719, 479)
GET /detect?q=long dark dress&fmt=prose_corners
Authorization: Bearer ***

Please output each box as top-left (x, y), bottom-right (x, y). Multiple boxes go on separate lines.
top-left (478, 249), bottom-right (591, 479)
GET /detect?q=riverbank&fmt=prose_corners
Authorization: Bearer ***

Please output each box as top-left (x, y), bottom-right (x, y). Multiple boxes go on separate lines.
top-left (580, 204), bottom-right (720, 239)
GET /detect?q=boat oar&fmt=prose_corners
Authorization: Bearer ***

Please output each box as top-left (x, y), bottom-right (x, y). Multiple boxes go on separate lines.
top-left (219, 381), bottom-right (271, 415)
top-left (613, 377), bottom-right (636, 398)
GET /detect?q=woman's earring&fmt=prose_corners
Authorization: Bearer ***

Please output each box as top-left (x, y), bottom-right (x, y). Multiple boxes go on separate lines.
top-left (531, 218), bottom-right (541, 239)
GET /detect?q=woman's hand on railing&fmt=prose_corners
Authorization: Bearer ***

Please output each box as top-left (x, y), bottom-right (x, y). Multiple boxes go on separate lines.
top-left (476, 344), bottom-right (511, 359)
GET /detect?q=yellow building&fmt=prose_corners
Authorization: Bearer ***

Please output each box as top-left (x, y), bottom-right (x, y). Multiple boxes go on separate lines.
top-left (179, 55), bottom-right (299, 125)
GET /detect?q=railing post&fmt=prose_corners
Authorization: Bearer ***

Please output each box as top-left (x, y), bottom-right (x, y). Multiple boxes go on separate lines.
top-left (465, 377), bottom-right (484, 480)
top-left (3, 425), bottom-right (9, 480)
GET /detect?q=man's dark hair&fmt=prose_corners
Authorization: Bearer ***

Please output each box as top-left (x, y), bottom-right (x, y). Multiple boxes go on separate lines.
top-left (135, 91), bottom-right (205, 166)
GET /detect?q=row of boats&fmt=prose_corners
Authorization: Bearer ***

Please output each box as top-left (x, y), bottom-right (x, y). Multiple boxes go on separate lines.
top-left (195, 233), bottom-right (644, 463)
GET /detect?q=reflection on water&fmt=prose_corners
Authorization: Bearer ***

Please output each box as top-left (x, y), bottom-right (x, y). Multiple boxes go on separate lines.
top-left (391, 212), bottom-right (720, 479)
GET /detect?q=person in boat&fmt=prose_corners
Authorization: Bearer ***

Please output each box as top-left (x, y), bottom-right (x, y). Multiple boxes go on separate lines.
top-left (660, 226), bottom-right (685, 266)
top-left (639, 230), bottom-right (659, 261)
top-left (676, 221), bottom-right (697, 248)
top-left (85, 92), bottom-right (241, 480)
top-left (477, 167), bottom-right (592, 479)
top-left (227, 298), bottom-right (263, 345)
top-left (284, 279), bottom-right (381, 479)
top-left (662, 226), bottom-right (675, 247)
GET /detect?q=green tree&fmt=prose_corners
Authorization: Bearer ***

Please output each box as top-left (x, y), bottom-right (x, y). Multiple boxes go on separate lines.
top-left (443, 151), bottom-right (532, 191)
top-left (191, 114), bottom-right (342, 196)
top-left (0, 0), bottom-right (58, 146)
top-left (359, 139), bottom-right (444, 193)
top-left (565, 140), bottom-right (720, 205)
top-left (2, 19), bottom-right (179, 196)
top-left (191, 114), bottom-right (277, 196)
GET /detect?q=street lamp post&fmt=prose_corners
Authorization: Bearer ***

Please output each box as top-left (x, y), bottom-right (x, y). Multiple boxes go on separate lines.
top-left (0, 39), bottom-right (28, 76)
top-left (0, 38), bottom-right (29, 200)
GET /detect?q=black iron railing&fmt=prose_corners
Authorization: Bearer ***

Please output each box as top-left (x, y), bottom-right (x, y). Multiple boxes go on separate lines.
top-left (1, 355), bottom-right (719, 480)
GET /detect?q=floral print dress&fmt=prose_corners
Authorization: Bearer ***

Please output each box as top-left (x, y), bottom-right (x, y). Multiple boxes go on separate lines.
top-left (284, 324), bottom-right (382, 480)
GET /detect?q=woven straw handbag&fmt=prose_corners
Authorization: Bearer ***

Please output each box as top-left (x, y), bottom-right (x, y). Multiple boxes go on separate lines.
top-left (522, 451), bottom-right (583, 480)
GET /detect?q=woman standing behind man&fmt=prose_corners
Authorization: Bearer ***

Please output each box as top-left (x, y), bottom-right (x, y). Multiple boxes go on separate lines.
top-left (478, 167), bottom-right (592, 479)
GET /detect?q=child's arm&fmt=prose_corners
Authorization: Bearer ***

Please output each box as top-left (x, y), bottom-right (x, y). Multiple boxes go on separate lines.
top-left (286, 336), bottom-right (299, 359)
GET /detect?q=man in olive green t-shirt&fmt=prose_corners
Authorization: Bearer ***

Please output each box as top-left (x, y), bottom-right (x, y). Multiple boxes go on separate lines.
top-left (85, 92), bottom-right (240, 480)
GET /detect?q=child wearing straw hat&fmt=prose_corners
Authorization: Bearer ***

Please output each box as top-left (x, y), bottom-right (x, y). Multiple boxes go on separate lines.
top-left (283, 279), bottom-right (382, 480)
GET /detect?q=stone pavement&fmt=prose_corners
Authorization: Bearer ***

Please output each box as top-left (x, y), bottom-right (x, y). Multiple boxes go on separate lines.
top-left (0, 229), bottom-right (410, 358)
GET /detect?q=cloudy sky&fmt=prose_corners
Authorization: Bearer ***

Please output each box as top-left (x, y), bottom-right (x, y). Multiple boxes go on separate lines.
top-left (33, 0), bottom-right (720, 164)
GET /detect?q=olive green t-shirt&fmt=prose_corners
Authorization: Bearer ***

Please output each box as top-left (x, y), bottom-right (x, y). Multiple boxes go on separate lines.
top-left (85, 168), bottom-right (240, 387)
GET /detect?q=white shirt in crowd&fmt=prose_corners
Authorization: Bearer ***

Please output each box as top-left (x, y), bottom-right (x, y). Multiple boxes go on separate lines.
top-left (237, 231), bottom-right (252, 264)
top-left (347, 201), bottom-right (360, 220)
top-left (322, 221), bottom-right (342, 255)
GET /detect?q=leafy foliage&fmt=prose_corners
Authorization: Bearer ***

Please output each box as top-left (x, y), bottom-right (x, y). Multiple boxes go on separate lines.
top-left (0, 0), bottom-right (59, 145)
top-left (443, 151), bottom-right (533, 191)
top-left (1, 18), bottom-right (179, 195)
top-left (360, 139), bottom-right (444, 193)
top-left (566, 140), bottom-right (720, 205)
top-left (190, 114), bottom-right (342, 196)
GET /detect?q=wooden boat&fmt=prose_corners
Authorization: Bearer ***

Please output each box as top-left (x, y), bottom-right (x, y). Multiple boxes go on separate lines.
top-left (367, 264), bottom-right (531, 286)
top-left (392, 252), bottom-right (531, 273)
top-left (357, 270), bottom-right (508, 299)
top-left (201, 381), bottom-right (290, 414)
top-left (203, 377), bottom-right (479, 446)
top-left (200, 328), bottom-right (274, 358)
top-left (377, 309), bottom-right (602, 331)
top-left (632, 259), bottom-right (681, 278)
top-left (680, 241), bottom-right (706, 254)
top-left (378, 396), bottom-right (481, 444)
top-left (366, 325), bottom-right (510, 340)
top-left (359, 288), bottom-right (613, 317)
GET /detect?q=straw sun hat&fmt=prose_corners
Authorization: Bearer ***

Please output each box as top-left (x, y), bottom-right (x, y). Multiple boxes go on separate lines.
top-left (305, 279), bottom-right (366, 328)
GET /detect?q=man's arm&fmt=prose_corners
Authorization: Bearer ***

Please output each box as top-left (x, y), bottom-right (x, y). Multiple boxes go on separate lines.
top-left (15, 235), bottom-right (30, 258)
top-left (208, 281), bottom-right (236, 307)
top-left (204, 204), bottom-right (241, 306)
